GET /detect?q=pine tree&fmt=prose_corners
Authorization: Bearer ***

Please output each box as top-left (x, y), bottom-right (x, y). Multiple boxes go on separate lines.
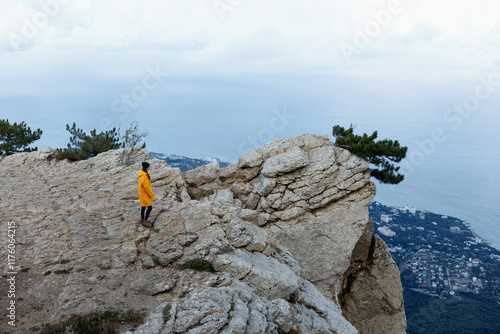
top-left (332, 124), bottom-right (408, 184)
top-left (56, 123), bottom-right (121, 161)
top-left (0, 119), bottom-right (43, 155)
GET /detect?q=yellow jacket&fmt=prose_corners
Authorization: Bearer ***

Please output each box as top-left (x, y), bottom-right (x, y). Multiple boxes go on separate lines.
top-left (138, 170), bottom-right (156, 206)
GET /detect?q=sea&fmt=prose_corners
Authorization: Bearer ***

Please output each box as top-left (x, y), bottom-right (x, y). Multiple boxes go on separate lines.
top-left (4, 73), bottom-right (500, 250)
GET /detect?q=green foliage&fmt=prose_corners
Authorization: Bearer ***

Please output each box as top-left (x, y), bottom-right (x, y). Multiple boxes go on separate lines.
top-left (404, 289), bottom-right (500, 334)
top-left (184, 258), bottom-right (216, 272)
top-left (0, 119), bottom-right (42, 155)
top-left (56, 123), bottom-right (121, 161)
top-left (40, 308), bottom-right (145, 334)
top-left (332, 124), bottom-right (408, 184)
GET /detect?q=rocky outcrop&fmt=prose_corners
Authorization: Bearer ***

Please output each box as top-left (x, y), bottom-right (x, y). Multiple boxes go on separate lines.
top-left (0, 134), bottom-right (406, 333)
top-left (340, 225), bottom-right (407, 334)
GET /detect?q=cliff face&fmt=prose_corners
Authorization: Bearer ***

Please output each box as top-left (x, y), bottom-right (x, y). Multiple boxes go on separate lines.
top-left (0, 134), bottom-right (405, 333)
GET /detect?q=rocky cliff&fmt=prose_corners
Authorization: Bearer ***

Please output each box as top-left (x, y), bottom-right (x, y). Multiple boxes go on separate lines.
top-left (0, 134), bottom-right (406, 333)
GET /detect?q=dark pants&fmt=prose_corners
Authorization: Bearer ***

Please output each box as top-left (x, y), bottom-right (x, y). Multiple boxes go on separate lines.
top-left (141, 206), bottom-right (153, 221)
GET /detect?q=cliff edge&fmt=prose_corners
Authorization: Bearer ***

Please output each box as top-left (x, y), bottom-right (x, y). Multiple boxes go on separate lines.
top-left (0, 134), bottom-right (406, 333)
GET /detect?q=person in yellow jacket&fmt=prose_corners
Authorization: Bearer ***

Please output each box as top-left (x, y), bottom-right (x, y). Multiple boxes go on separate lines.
top-left (138, 161), bottom-right (156, 228)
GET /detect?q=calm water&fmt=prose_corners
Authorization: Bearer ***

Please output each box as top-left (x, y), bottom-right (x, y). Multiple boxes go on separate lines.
top-left (4, 74), bottom-right (500, 249)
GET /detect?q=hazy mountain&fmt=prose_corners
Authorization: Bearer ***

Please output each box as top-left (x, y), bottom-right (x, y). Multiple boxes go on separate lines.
top-left (150, 152), bottom-right (231, 172)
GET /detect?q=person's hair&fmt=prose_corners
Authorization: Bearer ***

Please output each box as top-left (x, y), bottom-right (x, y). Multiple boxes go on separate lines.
top-left (142, 162), bottom-right (151, 180)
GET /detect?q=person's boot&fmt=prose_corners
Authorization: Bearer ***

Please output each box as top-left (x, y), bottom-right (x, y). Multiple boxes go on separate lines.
top-left (141, 219), bottom-right (152, 228)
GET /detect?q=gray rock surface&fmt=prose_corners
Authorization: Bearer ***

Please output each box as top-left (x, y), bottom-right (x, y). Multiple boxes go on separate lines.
top-left (340, 235), bottom-right (407, 334)
top-left (0, 134), bottom-right (406, 333)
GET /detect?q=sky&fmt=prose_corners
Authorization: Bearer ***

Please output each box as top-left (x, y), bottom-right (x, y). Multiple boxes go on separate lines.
top-left (1, 0), bottom-right (499, 159)
top-left (0, 0), bottom-right (499, 157)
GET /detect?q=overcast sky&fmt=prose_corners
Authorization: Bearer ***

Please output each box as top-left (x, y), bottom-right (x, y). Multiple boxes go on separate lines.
top-left (2, 1), bottom-right (499, 70)
top-left (1, 0), bottom-right (499, 157)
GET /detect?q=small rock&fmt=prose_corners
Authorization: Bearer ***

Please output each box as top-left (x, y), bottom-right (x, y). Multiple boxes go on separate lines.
top-left (261, 147), bottom-right (309, 177)
top-left (238, 150), bottom-right (263, 168)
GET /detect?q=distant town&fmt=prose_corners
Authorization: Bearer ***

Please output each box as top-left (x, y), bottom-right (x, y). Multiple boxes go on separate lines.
top-left (370, 202), bottom-right (500, 301)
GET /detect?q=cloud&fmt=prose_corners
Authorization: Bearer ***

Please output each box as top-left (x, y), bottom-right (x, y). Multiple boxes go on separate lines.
top-left (1, 0), bottom-right (500, 81)
top-left (405, 22), bottom-right (442, 43)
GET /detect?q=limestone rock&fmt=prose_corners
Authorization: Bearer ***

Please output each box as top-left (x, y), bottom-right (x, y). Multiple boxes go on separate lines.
top-left (226, 218), bottom-right (267, 252)
top-left (211, 189), bottom-right (235, 204)
top-left (0, 134), bottom-right (406, 333)
top-left (238, 150), bottom-right (263, 168)
top-left (261, 146), bottom-right (309, 177)
top-left (340, 235), bottom-right (407, 334)
top-left (126, 279), bottom-right (358, 334)
top-left (185, 161), bottom-right (220, 186)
